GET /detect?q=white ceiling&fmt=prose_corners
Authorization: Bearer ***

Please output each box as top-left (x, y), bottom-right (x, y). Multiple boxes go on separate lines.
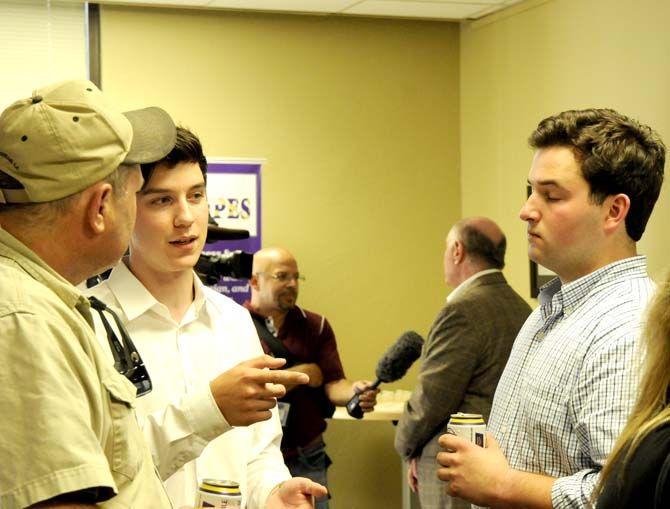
top-left (80, 0), bottom-right (526, 21)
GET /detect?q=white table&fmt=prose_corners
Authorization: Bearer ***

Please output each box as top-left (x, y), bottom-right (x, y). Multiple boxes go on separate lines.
top-left (331, 391), bottom-right (418, 509)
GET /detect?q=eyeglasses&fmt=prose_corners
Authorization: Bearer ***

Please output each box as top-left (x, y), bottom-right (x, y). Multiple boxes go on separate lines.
top-left (89, 296), bottom-right (152, 397)
top-left (260, 272), bottom-right (305, 283)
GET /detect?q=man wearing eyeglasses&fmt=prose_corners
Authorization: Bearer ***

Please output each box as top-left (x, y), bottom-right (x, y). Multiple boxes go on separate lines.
top-left (244, 247), bottom-right (379, 509)
top-left (0, 80), bottom-right (176, 508)
top-left (87, 127), bottom-right (327, 509)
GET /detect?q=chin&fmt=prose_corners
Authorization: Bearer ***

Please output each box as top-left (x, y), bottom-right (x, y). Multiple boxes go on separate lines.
top-left (527, 244), bottom-right (543, 261)
top-left (95, 251), bottom-right (126, 277)
top-left (165, 259), bottom-right (197, 274)
top-left (529, 256), bottom-right (549, 272)
top-left (278, 299), bottom-right (296, 311)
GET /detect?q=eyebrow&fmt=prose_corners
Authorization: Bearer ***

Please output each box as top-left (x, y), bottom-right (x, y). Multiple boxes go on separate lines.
top-left (527, 179), bottom-right (563, 188)
top-left (141, 183), bottom-right (206, 196)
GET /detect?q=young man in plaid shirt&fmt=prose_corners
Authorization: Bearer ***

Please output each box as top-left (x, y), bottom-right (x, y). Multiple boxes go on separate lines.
top-left (436, 108), bottom-right (666, 509)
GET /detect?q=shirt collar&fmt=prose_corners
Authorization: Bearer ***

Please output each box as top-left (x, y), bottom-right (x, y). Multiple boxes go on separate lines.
top-left (106, 260), bottom-right (204, 322)
top-left (0, 226), bottom-right (90, 314)
top-left (447, 268), bottom-right (502, 303)
top-left (243, 301), bottom-right (306, 329)
top-left (106, 260), bottom-right (159, 321)
top-left (538, 255), bottom-right (648, 318)
top-left (192, 273), bottom-right (207, 314)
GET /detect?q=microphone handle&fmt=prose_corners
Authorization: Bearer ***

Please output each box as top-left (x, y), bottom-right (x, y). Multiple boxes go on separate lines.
top-left (345, 379), bottom-right (382, 419)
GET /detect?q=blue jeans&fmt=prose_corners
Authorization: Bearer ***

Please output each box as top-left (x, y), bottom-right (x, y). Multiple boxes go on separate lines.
top-left (284, 438), bottom-right (331, 509)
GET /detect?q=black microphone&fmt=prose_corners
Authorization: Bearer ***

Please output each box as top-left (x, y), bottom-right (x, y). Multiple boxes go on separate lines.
top-left (345, 331), bottom-right (424, 419)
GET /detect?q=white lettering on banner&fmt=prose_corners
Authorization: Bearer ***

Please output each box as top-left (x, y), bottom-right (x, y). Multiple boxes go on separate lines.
top-left (211, 284), bottom-right (230, 294)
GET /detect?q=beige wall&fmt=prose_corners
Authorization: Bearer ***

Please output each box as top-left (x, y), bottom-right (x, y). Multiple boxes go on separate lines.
top-left (100, 7), bottom-right (460, 508)
top-left (461, 0), bottom-right (670, 296)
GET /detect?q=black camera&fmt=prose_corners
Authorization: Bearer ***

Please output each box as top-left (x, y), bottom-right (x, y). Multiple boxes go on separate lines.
top-left (195, 250), bottom-right (254, 285)
top-left (197, 217), bottom-right (253, 285)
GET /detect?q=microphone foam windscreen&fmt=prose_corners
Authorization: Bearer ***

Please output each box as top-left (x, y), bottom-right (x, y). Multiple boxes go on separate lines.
top-left (375, 331), bottom-right (424, 383)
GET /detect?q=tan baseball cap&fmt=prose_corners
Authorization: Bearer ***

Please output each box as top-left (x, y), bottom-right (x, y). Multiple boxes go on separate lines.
top-left (0, 79), bottom-right (176, 204)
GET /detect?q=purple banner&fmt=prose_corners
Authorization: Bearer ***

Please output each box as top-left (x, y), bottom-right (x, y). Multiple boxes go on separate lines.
top-left (205, 160), bottom-right (262, 305)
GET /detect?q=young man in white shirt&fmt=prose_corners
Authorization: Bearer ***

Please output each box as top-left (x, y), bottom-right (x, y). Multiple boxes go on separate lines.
top-left (88, 127), bottom-right (326, 509)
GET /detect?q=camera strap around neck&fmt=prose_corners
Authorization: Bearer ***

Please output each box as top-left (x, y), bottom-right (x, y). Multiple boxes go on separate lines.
top-left (250, 314), bottom-right (295, 366)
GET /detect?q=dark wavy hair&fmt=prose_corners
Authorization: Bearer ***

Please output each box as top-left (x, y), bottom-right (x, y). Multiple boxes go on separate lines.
top-left (140, 126), bottom-right (207, 188)
top-left (529, 108), bottom-right (665, 241)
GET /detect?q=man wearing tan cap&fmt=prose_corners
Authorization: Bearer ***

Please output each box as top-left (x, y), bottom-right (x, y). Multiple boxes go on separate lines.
top-left (0, 80), bottom-right (176, 508)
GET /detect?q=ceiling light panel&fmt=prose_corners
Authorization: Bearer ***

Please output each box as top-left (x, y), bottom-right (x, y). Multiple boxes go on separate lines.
top-left (343, 1), bottom-right (491, 19)
top-left (372, 0), bottom-right (506, 4)
top-left (77, 0), bottom-right (526, 20)
top-left (94, 0), bottom-right (210, 6)
top-left (206, 0), bottom-right (359, 12)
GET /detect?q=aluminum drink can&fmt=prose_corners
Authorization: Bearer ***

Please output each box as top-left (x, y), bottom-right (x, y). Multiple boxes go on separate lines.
top-left (446, 412), bottom-right (486, 447)
top-left (194, 479), bottom-right (242, 508)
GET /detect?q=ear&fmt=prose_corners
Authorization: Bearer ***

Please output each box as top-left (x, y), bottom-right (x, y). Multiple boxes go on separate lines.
top-left (250, 273), bottom-right (260, 291)
top-left (603, 193), bottom-right (631, 235)
top-left (84, 182), bottom-right (115, 235)
top-left (452, 240), bottom-right (465, 264)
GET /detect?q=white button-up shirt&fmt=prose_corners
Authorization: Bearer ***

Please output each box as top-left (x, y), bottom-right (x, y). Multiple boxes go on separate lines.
top-left (87, 262), bottom-right (290, 509)
top-left (488, 256), bottom-right (654, 509)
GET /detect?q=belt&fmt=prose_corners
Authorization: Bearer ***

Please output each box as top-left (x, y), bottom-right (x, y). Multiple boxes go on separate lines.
top-left (282, 433), bottom-right (324, 459)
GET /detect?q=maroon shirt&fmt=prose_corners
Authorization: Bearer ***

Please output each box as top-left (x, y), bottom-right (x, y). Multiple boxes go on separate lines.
top-left (244, 303), bottom-right (345, 451)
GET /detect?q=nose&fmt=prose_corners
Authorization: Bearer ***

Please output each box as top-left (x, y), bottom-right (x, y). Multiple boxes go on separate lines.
top-left (519, 194), bottom-right (539, 223)
top-left (174, 198), bottom-right (195, 227)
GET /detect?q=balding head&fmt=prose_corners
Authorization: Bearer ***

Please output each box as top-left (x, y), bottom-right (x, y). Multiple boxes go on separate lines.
top-left (452, 216), bottom-right (506, 270)
top-left (250, 247), bottom-right (300, 315)
top-left (460, 217), bottom-right (504, 245)
top-left (252, 247), bottom-right (297, 275)
top-left (444, 217), bottom-right (506, 287)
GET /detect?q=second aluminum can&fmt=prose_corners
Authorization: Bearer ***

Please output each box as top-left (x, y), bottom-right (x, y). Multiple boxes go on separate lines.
top-left (446, 412), bottom-right (487, 447)
top-left (194, 479), bottom-right (242, 508)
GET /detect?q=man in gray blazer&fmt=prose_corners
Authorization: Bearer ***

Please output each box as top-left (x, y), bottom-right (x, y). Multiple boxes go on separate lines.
top-left (394, 217), bottom-right (531, 509)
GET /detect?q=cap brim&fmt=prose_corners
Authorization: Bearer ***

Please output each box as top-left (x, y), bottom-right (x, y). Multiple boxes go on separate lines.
top-left (122, 107), bottom-right (176, 164)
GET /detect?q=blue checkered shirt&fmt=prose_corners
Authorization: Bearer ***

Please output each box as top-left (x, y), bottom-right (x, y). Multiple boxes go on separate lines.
top-left (488, 256), bottom-right (654, 509)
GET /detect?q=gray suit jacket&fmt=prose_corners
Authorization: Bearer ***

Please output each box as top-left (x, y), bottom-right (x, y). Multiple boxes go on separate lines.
top-left (395, 271), bottom-right (532, 460)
